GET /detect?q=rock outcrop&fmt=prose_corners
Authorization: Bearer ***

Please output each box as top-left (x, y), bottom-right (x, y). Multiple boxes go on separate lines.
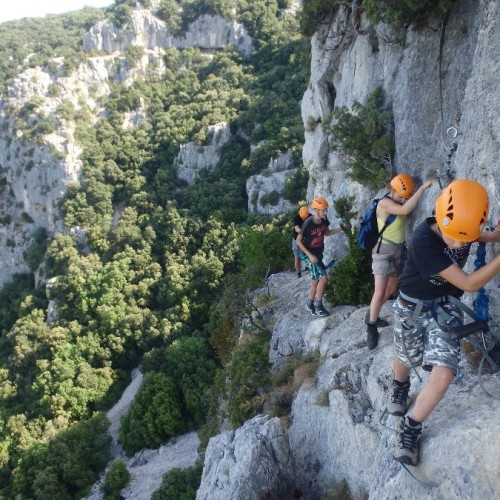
top-left (83, 11), bottom-right (253, 56)
top-left (199, 3), bottom-right (500, 495)
top-left (302, 0), bottom-right (500, 282)
top-left (197, 415), bottom-right (294, 500)
top-left (246, 150), bottom-right (298, 215)
top-left (175, 124), bottom-right (231, 185)
top-left (197, 272), bottom-right (500, 499)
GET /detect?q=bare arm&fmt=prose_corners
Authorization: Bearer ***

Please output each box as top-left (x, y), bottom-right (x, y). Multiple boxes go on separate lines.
top-left (325, 227), bottom-right (343, 236)
top-left (438, 255), bottom-right (500, 292)
top-left (378, 180), bottom-right (433, 217)
top-left (296, 234), bottom-right (318, 263)
top-left (477, 219), bottom-right (500, 243)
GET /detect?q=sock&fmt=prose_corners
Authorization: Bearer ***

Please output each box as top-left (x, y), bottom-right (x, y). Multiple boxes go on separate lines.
top-left (407, 414), bottom-right (422, 427)
top-left (394, 379), bottom-right (409, 387)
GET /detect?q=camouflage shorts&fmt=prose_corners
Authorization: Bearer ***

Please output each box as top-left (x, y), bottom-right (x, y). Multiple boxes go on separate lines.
top-left (393, 297), bottom-right (462, 374)
top-left (300, 253), bottom-right (326, 281)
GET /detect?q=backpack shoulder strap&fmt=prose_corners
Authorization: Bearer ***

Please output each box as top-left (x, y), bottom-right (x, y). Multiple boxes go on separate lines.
top-left (374, 194), bottom-right (397, 253)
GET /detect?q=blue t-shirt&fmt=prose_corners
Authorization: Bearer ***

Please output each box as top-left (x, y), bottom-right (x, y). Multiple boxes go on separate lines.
top-left (399, 217), bottom-right (471, 300)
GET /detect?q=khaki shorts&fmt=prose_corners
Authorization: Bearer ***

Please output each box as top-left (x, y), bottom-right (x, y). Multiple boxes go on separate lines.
top-left (372, 243), bottom-right (405, 277)
top-left (292, 238), bottom-right (302, 258)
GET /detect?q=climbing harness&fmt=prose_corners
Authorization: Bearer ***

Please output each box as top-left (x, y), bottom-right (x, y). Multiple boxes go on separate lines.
top-left (437, 13), bottom-right (458, 189)
top-left (468, 229), bottom-right (499, 398)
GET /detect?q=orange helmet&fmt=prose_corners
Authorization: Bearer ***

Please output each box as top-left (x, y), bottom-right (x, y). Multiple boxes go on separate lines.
top-left (390, 174), bottom-right (414, 198)
top-left (435, 179), bottom-right (489, 242)
top-left (298, 206), bottom-right (310, 219)
top-left (311, 197), bottom-right (329, 210)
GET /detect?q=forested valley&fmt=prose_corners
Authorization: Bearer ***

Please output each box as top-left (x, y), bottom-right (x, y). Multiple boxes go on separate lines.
top-left (0, 0), bottom-right (309, 497)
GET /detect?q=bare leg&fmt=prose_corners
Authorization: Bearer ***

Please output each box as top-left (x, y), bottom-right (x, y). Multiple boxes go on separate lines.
top-left (393, 358), bottom-right (411, 383)
top-left (295, 256), bottom-right (301, 273)
top-left (369, 274), bottom-right (390, 322)
top-left (384, 274), bottom-right (399, 301)
top-left (410, 366), bottom-right (454, 422)
top-left (315, 275), bottom-right (328, 301)
top-left (308, 280), bottom-right (319, 301)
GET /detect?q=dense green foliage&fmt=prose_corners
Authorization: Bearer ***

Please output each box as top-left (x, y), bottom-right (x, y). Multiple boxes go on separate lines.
top-left (324, 231), bottom-right (373, 306)
top-left (101, 460), bottom-right (131, 500)
top-left (363, 0), bottom-right (459, 29)
top-left (226, 331), bottom-right (271, 426)
top-left (119, 372), bottom-right (186, 456)
top-left (299, 0), bottom-right (458, 37)
top-left (151, 465), bottom-right (202, 500)
top-left (0, 0), bottom-right (308, 496)
top-left (324, 196), bottom-right (373, 306)
top-left (0, 8), bottom-right (106, 92)
top-left (328, 86), bottom-right (394, 190)
top-left (300, 0), bottom-right (340, 36)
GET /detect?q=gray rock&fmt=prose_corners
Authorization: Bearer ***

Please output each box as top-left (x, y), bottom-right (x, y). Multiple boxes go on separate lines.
top-left (197, 415), bottom-right (295, 500)
top-left (200, 269), bottom-right (500, 498)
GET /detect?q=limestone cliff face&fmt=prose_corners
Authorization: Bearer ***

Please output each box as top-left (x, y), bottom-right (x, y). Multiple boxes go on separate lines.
top-left (302, 0), bottom-right (499, 282)
top-left (246, 150), bottom-right (299, 216)
top-left (175, 124), bottom-right (231, 185)
top-left (83, 11), bottom-right (253, 56)
top-left (0, 7), bottom-right (253, 286)
top-left (0, 58), bottom-right (110, 285)
top-left (198, 272), bottom-right (500, 499)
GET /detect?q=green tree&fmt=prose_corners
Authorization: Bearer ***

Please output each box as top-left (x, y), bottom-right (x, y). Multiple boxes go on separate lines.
top-left (119, 372), bottom-right (186, 456)
top-left (152, 465), bottom-right (202, 500)
top-left (101, 460), bottom-right (131, 500)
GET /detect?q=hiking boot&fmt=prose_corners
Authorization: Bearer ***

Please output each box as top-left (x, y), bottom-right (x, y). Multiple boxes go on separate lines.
top-left (306, 300), bottom-right (316, 316)
top-left (394, 415), bottom-right (422, 466)
top-left (366, 323), bottom-right (379, 350)
top-left (297, 272), bottom-right (302, 278)
top-left (387, 379), bottom-right (410, 416)
top-left (364, 311), bottom-right (389, 327)
top-left (315, 303), bottom-right (330, 317)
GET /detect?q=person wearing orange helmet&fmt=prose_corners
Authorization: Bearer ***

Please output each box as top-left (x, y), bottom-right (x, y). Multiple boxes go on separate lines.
top-left (292, 205), bottom-right (311, 278)
top-left (386, 179), bottom-right (500, 467)
top-left (366, 174), bottom-right (433, 350)
top-left (296, 197), bottom-right (349, 317)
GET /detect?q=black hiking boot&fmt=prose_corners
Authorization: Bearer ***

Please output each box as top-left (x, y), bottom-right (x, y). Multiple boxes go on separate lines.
top-left (394, 415), bottom-right (422, 466)
top-left (366, 323), bottom-right (379, 350)
top-left (306, 300), bottom-right (316, 316)
top-left (387, 379), bottom-right (410, 416)
top-left (315, 302), bottom-right (330, 317)
top-left (364, 311), bottom-right (389, 327)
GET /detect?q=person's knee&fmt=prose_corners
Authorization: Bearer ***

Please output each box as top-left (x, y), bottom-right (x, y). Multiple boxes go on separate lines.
top-left (431, 367), bottom-right (455, 392)
top-left (372, 286), bottom-right (386, 302)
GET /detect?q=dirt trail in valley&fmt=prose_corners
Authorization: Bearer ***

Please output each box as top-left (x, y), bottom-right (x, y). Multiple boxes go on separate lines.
top-left (84, 368), bottom-right (200, 499)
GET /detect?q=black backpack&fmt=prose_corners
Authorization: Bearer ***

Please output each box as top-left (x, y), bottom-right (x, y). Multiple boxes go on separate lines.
top-left (356, 194), bottom-right (396, 252)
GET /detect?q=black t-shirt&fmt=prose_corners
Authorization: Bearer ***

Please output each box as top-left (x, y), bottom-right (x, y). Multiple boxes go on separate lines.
top-left (399, 217), bottom-right (471, 300)
top-left (299, 216), bottom-right (330, 256)
top-left (292, 214), bottom-right (309, 240)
